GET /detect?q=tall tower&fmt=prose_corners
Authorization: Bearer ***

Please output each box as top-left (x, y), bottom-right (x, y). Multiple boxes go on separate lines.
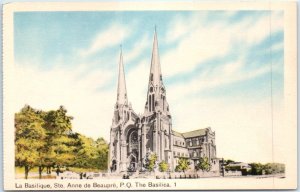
top-left (141, 28), bottom-right (173, 165)
top-left (116, 47), bottom-right (128, 106)
top-left (109, 47), bottom-right (132, 173)
top-left (144, 28), bottom-right (170, 115)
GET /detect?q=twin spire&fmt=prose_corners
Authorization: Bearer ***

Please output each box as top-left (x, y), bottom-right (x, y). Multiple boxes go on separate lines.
top-left (116, 46), bottom-right (127, 105)
top-left (116, 28), bottom-right (164, 109)
top-left (149, 27), bottom-right (162, 88)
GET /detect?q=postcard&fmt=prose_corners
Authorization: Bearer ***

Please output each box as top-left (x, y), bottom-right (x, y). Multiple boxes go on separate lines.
top-left (2, 1), bottom-right (297, 190)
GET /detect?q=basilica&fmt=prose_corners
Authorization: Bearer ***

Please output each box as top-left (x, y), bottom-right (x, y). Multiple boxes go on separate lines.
top-left (108, 30), bottom-right (218, 173)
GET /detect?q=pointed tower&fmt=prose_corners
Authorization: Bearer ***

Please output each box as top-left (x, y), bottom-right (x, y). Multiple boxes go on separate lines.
top-left (116, 47), bottom-right (128, 106)
top-left (144, 28), bottom-right (170, 115)
top-left (141, 28), bottom-right (173, 165)
top-left (109, 47), bottom-right (134, 173)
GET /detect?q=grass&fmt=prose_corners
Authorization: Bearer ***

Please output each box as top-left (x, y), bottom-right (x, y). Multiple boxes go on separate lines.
top-left (15, 167), bottom-right (39, 174)
top-left (15, 166), bottom-right (104, 175)
top-left (68, 167), bottom-right (102, 173)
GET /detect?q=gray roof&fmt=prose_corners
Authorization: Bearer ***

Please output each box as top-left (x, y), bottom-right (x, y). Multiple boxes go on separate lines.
top-left (173, 130), bottom-right (184, 138)
top-left (173, 127), bottom-right (210, 138)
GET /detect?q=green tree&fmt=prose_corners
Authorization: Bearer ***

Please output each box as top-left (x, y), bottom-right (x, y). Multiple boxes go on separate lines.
top-left (74, 134), bottom-right (98, 168)
top-left (175, 157), bottom-right (190, 173)
top-left (261, 163), bottom-right (285, 175)
top-left (224, 159), bottom-right (235, 165)
top-left (144, 153), bottom-right (157, 172)
top-left (95, 137), bottom-right (109, 170)
top-left (197, 157), bottom-right (211, 172)
top-left (42, 106), bottom-right (75, 175)
top-left (159, 161), bottom-right (169, 172)
top-left (249, 163), bottom-right (264, 175)
top-left (15, 105), bottom-right (47, 179)
top-left (15, 105), bottom-right (110, 178)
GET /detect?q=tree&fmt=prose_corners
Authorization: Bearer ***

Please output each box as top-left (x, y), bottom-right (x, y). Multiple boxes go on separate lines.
top-left (74, 134), bottom-right (98, 168)
top-left (197, 157), bottom-right (211, 172)
top-left (95, 137), bottom-right (109, 170)
top-left (224, 159), bottom-right (235, 165)
top-left (175, 157), bottom-right (190, 173)
top-left (159, 161), bottom-right (169, 172)
top-left (43, 106), bottom-right (75, 175)
top-left (263, 163), bottom-right (285, 175)
top-left (249, 162), bottom-right (285, 175)
top-left (15, 105), bottom-right (110, 179)
top-left (144, 152), bottom-right (157, 172)
top-left (15, 105), bottom-right (47, 179)
top-left (249, 163), bottom-right (264, 175)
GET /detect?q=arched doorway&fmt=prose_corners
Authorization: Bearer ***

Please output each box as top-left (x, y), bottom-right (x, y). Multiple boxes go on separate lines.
top-left (128, 154), bottom-right (137, 172)
top-left (111, 160), bottom-right (117, 172)
top-left (127, 129), bottom-right (139, 171)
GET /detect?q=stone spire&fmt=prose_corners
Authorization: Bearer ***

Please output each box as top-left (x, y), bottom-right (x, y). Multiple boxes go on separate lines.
top-left (116, 46), bottom-right (128, 105)
top-left (145, 28), bottom-right (169, 114)
top-left (149, 27), bottom-right (162, 88)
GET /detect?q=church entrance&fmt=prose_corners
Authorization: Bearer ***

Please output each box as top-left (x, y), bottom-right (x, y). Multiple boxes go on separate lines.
top-left (111, 160), bottom-right (117, 172)
top-left (127, 129), bottom-right (139, 172)
top-left (129, 155), bottom-right (137, 171)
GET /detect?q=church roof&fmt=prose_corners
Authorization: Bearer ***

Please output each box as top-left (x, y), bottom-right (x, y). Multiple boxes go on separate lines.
top-left (173, 127), bottom-right (211, 138)
top-left (173, 130), bottom-right (183, 138)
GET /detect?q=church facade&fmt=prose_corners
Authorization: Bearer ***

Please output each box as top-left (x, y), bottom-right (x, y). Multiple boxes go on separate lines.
top-left (108, 30), bottom-right (218, 173)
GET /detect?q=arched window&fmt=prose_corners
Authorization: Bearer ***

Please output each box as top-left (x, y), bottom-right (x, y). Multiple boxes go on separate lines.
top-left (130, 131), bottom-right (138, 144)
top-left (193, 151), bottom-right (197, 157)
top-left (149, 95), bottom-right (152, 112)
top-left (196, 138), bottom-right (199, 145)
top-left (128, 130), bottom-right (138, 155)
top-left (163, 96), bottom-right (165, 110)
top-left (165, 137), bottom-right (167, 149)
top-left (152, 95), bottom-right (155, 111)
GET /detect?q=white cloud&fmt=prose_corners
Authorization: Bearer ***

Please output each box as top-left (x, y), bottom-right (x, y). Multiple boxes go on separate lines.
top-left (79, 23), bottom-right (131, 57)
top-left (125, 34), bottom-right (150, 63)
top-left (170, 96), bottom-right (283, 163)
top-left (13, 62), bottom-right (116, 141)
top-left (167, 56), bottom-right (271, 105)
top-left (126, 59), bottom-right (150, 114)
top-left (161, 11), bottom-right (283, 78)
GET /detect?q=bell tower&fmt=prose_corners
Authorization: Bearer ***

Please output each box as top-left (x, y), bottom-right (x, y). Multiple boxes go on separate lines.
top-left (144, 28), bottom-right (170, 116)
top-left (141, 28), bottom-right (173, 165)
top-left (109, 47), bottom-right (131, 173)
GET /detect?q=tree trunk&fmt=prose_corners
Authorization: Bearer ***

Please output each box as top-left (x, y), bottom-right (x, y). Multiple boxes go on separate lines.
top-left (25, 166), bottom-right (29, 179)
top-left (46, 166), bottom-right (50, 174)
top-left (38, 166), bottom-right (44, 179)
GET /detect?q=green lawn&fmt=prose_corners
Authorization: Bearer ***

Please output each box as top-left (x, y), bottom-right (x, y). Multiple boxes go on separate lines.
top-left (15, 166), bottom-right (103, 174)
top-left (15, 167), bottom-right (39, 174)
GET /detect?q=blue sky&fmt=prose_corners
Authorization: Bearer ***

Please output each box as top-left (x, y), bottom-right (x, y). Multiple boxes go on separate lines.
top-left (14, 11), bottom-right (284, 162)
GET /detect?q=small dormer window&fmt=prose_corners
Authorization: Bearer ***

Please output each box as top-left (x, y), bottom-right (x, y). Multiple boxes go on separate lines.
top-left (150, 73), bottom-right (153, 81)
top-left (150, 87), bottom-right (153, 92)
